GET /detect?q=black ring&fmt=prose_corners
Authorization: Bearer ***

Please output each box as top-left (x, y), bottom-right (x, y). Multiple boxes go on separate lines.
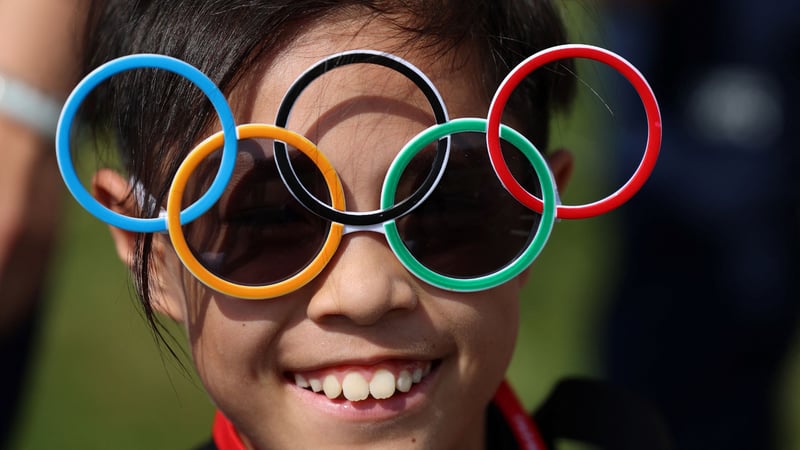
top-left (273, 50), bottom-right (450, 226)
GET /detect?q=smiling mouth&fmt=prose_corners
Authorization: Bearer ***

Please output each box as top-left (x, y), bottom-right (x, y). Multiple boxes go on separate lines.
top-left (289, 360), bottom-right (436, 402)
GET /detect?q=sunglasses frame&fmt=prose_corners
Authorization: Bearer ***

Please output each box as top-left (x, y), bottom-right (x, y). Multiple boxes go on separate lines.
top-left (273, 50), bottom-right (450, 226)
top-left (56, 46), bottom-right (662, 299)
top-left (486, 44), bottom-right (662, 220)
top-left (383, 118), bottom-right (557, 292)
top-left (167, 124), bottom-right (346, 299)
top-left (165, 118), bottom-right (556, 299)
top-left (56, 53), bottom-right (238, 233)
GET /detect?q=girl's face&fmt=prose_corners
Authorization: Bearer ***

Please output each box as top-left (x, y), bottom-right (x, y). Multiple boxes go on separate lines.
top-left (135, 16), bottom-right (531, 450)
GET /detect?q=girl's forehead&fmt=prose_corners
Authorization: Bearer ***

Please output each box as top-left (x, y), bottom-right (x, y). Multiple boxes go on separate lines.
top-left (243, 15), bottom-right (484, 119)
top-left (206, 16), bottom-right (488, 212)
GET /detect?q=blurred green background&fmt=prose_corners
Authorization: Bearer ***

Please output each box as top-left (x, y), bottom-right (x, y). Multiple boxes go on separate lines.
top-left (7, 4), bottom-right (800, 450)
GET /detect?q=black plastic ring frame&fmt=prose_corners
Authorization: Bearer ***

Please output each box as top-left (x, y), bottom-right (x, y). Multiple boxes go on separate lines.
top-left (273, 50), bottom-right (450, 226)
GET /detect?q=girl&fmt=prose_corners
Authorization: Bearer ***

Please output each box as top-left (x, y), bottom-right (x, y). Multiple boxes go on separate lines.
top-left (67, 0), bottom-right (669, 448)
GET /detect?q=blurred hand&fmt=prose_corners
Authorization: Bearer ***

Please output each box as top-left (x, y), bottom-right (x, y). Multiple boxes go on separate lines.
top-left (0, 119), bottom-right (61, 335)
top-left (0, 0), bottom-right (87, 335)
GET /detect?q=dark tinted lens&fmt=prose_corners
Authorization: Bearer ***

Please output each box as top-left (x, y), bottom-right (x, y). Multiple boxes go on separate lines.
top-left (395, 132), bottom-right (541, 279)
top-left (182, 138), bottom-right (331, 285)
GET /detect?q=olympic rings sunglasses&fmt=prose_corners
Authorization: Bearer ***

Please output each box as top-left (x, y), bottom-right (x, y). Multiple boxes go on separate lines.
top-left (56, 46), bottom-right (661, 299)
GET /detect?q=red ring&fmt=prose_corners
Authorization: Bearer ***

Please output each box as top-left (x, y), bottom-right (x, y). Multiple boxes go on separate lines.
top-left (486, 44), bottom-right (662, 220)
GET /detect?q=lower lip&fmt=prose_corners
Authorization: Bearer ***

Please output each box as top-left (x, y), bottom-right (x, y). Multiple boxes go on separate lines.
top-left (288, 364), bottom-right (440, 422)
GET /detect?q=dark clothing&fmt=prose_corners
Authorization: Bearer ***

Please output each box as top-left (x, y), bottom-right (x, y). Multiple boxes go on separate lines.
top-left (0, 293), bottom-right (42, 448)
top-left (603, 1), bottom-right (800, 449)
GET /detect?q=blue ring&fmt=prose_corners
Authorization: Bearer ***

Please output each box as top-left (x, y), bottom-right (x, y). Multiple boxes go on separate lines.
top-left (55, 54), bottom-right (237, 232)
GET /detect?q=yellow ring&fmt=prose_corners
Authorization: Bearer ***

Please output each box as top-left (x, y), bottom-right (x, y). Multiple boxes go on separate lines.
top-left (166, 123), bottom-right (345, 299)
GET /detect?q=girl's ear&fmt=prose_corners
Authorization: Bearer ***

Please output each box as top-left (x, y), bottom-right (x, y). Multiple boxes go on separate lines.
top-left (92, 168), bottom-right (138, 268)
top-left (547, 148), bottom-right (574, 193)
top-left (513, 148), bottom-right (575, 287)
top-left (91, 169), bottom-right (187, 322)
top-left (147, 236), bottom-right (189, 323)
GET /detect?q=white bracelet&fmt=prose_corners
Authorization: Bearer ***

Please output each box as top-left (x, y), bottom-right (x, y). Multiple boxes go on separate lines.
top-left (0, 72), bottom-right (63, 138)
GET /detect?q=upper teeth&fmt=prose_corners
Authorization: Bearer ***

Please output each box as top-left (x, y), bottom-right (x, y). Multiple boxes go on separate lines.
top-left (342, 372), bottom-right (370, 401)
top-left (294, 363), bottom-right (432, 402)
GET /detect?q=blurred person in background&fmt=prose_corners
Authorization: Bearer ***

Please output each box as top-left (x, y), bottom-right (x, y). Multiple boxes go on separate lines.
top-left (599, 1), bottom-right (800, 449)
top-left (0, 0), bottom-right (86, 445)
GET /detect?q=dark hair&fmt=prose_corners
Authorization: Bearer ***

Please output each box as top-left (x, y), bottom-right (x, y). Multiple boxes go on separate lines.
top-left (81, 0), bottom-right (575, 349)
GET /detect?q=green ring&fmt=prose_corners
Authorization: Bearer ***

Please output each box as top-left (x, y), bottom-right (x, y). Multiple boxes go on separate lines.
top-left (380, 117), bottom-right (557, 291)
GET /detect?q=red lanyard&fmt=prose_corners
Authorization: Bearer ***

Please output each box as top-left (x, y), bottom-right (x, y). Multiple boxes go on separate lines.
top-left (493, 380), bottom-right (549, 450)
top-left (212, 379), bottom-right (547, 450)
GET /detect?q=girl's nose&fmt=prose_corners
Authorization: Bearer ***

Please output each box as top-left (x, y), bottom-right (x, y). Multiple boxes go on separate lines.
top-left (306, 232), bottom-right (418, 326)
